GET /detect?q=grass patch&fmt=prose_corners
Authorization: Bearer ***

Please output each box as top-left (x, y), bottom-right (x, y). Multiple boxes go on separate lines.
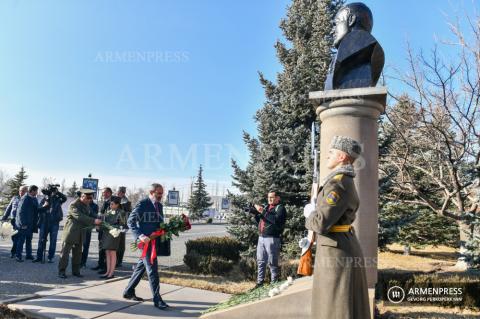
top-left (160, 264), bottom-right (255, 295)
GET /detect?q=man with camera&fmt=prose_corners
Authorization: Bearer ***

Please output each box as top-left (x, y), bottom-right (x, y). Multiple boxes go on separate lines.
top-left (248, 190), bottom-right (287, 288)
top-left (34, 184), bottom-right (67, 263)
top-left (1, 185), bottom-right (28, 258)
top-left (15, 185), bottom-right (49, 262)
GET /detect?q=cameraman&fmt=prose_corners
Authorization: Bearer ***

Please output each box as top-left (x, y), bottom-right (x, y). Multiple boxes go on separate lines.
top-left (34, 185), bottom-right (67, 263)
top-left (250, 190), bottom-right (286, 288)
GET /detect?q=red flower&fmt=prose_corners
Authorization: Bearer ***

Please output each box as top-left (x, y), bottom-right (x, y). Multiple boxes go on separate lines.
top-left (181, 214), bottom-right (192, 230)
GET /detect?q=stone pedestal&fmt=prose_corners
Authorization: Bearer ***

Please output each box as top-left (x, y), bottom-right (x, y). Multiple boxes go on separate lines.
top-left (309, 86), bottom-right (387, 318)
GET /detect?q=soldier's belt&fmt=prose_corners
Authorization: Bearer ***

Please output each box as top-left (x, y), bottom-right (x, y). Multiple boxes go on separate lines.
top-left (329, 225), bottom-right (353, 232)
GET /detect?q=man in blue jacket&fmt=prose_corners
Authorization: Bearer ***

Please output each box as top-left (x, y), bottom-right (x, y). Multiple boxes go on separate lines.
top-left (15, 185), bottom-right (49, 262)
top-left (1, 185), bottom-right (28, 258)
top-left (123, 183), bottom-right (170, 310)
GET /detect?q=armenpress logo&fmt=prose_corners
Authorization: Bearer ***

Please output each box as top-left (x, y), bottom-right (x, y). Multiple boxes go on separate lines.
top-left (387, 286), bottom-right (405, 304)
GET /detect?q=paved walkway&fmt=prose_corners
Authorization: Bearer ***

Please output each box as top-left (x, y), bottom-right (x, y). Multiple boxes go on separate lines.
top-left (7, 278), bottom-right (230, 319)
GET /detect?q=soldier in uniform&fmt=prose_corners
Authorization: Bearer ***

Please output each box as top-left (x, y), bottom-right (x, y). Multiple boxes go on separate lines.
top-left (305, 135), bottom-right (370, 319)
top-left (58, 189), bottom-right (102, 278)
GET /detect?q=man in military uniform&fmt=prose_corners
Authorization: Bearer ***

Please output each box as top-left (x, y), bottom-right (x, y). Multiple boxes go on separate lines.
top-left (58, 189), bottom-right (102, 278)
top-left (116, 186), bottom-right (131, 267)
top-left (305, 136), bottom-right (370, 319)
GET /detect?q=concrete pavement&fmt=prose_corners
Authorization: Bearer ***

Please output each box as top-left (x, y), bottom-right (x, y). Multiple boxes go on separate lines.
top-left (8, 278), bottom-right (230, 319)
top-left (0, 223), bottom-right (228, 301)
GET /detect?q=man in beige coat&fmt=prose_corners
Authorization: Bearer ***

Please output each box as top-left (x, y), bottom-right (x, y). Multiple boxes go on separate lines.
top-left (305, 135), bottom-right (370, 319)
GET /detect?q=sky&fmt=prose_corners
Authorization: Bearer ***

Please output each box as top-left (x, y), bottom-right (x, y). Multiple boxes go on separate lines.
top-left (0, 0), bottom-right (477, 196)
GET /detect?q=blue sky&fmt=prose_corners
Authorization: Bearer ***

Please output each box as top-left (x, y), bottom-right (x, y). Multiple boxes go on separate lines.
top-left (0, 0), bottom-right (475, 194)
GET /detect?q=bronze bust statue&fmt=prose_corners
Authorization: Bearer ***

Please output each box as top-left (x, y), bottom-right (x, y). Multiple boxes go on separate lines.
top-left (324, 2), bottom-right (384, 90)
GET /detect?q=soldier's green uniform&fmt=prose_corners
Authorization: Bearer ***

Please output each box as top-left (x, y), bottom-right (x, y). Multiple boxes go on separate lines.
top-left (305, 135), bottom-right (370, 319)
top-left (58, 197), bottom-right (96, 276)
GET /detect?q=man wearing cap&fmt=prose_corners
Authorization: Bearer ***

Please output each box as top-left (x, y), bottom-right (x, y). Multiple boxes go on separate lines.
top-left (58, 189), bottom-right (102, 278)
top-left (305, 135), bottom-right (370, 319)
top-left (116, 186), bottom-right (131, 267)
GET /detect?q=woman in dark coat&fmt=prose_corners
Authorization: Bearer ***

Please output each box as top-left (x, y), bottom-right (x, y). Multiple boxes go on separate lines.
top-left (100, 196), bottom-right (127, 279)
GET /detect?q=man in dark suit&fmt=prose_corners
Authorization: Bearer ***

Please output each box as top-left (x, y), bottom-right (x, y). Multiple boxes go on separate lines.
top-left (15, 185), bottom-right (49, 262)
top-left (116, 186), bottom-right (131, 267)
top-left (123, 183), bottom-right (170, 310)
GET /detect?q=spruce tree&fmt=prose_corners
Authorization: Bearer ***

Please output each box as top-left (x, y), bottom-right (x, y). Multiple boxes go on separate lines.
top-left (67, 181), bottom-right (79, 198)
top-left (188, 165), bottom-right (213, 220)
top-left (0, 166), bottom-right (28, 214)
top-left (229, 0), bottom-right (343, 258)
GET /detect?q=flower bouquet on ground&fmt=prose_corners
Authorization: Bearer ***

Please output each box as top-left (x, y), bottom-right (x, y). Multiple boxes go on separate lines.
top-left (130, 214), bottom-right (191, 260)
top-left (0, 221), bottom-right (18, 240)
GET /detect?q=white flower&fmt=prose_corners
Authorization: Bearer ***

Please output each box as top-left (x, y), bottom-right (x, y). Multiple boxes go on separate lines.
top-left (287, 277), bottom-right (294, 285)
top-left (298, 237), bottom-right (310, 249)
top-left (279, 282), bottom-right (289, 291)
top-left (109, 228), bottom-right (121, 238)
top-left (303, 203), bottom-right (316, 218)
top-left (268, 287), bottom-right (280, 297)
top-left (1, 222), bottom-right (15, 238)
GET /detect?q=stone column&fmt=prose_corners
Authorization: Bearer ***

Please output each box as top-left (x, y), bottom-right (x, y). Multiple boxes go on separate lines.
top-left (309, 86), bottom-right (387, 319)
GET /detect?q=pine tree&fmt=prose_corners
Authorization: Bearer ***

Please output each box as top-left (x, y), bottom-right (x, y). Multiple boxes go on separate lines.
top-left (188, 165), bottom-right (213, 220)
top-left (229, 0), bottom-right (343, 258)
top-left (67, 181), bottom-right (79, 198)
top-left (0, 167), bottom-right (28, 214)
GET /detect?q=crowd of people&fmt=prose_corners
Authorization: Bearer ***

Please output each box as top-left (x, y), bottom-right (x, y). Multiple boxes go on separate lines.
top-left (1, 184), bottom-right (132, 279)
top-left (2, 182), bottom-right (171, 310)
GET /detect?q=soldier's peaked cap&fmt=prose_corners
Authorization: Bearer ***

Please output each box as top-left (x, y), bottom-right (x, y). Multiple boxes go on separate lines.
top-left (78, 188), bottom-right (95, 195)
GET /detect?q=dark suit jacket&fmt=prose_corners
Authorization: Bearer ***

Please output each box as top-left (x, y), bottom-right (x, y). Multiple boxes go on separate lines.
top-left (324, 29), bottom-right (384, 90)
top-left (128, 197), bottom-right (170, 256)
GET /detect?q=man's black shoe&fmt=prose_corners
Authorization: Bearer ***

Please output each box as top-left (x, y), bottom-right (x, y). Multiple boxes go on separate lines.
top-left (91, 265), bottom-right (101, 270)
top-left (16, 258), bottom-right (24, 263)
top-left (253, 282), bottom-right (264, 290)
top-left (123, 293), bottom-right (144, 302)
top-left (154, 300), bottom-right (170, 310)
top-left (72, 273), bottom-right (83, 278)
top-left (32, 258), bottom-right (42, 263)
top-left (58, 273), bottom-right (67, 279)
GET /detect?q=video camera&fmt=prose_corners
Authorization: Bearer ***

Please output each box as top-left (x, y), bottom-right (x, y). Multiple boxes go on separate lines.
top-left (41, 184), bottom-right (60, 198)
